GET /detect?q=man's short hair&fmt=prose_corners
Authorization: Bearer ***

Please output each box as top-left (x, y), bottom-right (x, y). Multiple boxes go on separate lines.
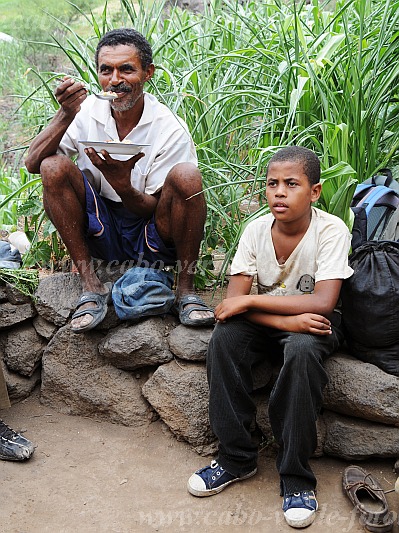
top-left (95, 28), bottom-right (153, 70)
top-left (267, 146), bottom-right (321, 185)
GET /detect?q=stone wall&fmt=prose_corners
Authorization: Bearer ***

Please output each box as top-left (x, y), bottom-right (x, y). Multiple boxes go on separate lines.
top-left (1, 272), bottom-right (399, 460)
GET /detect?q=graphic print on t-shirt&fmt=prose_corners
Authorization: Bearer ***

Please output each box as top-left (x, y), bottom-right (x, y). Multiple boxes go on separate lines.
top-left (296, 274), bottom-right (315, 294)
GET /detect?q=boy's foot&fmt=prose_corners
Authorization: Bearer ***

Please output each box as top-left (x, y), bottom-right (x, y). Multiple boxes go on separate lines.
top-left (187, 460), bottom-right (257, 497)
top-left (283, 490), bottom-right (318, 528)
top-left (0, 419), bottom-right (35, 461)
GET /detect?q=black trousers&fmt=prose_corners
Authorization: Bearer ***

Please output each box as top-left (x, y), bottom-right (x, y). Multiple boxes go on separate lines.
top-left (207, 313), bottom-right (344, 495)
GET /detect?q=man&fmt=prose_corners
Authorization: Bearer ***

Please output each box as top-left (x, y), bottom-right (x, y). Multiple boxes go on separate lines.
top-left (25, 28), bottom-right (214, 332)
top-left (0, 365), bottom-right (34, 461)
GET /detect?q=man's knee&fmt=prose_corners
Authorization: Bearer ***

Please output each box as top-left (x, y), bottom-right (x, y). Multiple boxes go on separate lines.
top-left (40, 154), bottom-right (79, 188)
top-left (165, 162), bottom-right (203, 196)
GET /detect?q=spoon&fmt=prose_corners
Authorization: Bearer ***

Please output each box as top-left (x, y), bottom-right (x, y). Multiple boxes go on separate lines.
top-left (94, 91), bottom-right (118, 101)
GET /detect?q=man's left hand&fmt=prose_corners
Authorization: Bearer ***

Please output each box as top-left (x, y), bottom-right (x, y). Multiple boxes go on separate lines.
top-left (84, 147), bottom-right (144, 195)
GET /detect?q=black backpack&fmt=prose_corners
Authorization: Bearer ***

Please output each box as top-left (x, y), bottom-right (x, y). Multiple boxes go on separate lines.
top-left (341, 170), bottom-right (399, 376)
top-left (350, 169), bottom-right (399, 250)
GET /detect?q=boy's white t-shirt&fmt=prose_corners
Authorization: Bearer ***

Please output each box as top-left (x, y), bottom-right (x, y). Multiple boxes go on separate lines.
top-left (231, 207), bottom-right (353, 296)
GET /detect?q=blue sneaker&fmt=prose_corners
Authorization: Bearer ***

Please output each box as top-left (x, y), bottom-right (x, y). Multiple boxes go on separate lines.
top-left (283, 490), bottom-right (318, 528)
top-left (187, 460), bottom-right (257, 497)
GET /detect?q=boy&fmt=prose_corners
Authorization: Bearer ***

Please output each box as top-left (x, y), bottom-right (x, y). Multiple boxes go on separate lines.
top-left (187, 146), bottom-right (353, 528)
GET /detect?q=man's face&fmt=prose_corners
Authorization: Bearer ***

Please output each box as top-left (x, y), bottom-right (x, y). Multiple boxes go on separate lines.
top-left (265, 160), bottom-right (321, 224)
top-left (97, 44), bottom-right (154, 112)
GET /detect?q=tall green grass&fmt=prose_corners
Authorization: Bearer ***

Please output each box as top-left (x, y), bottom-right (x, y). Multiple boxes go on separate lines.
top-left (4, 0), bottom-right (399, 281)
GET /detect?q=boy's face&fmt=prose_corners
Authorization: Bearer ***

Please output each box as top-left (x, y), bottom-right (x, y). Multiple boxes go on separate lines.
top-left (266, 161), bottom-right (321, 224)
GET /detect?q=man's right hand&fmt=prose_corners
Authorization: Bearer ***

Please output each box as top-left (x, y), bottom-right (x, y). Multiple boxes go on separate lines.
top-left (55, 77), bottom-right (87, 119)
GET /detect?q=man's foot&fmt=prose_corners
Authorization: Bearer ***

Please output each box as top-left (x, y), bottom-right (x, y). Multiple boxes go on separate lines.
top-left (174, 294), bottom-right (215, 327)
top-left (71, 282), bottom-right (112, 333)
top-left (0, 419), bottom-right (35, 461)
top-left (187, 460), bottom-right (257, 497)
top-left (283, 490), bottom-right (318, 528)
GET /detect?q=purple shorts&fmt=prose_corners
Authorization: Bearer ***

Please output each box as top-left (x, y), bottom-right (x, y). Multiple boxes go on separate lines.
top-left (83, 173), bottom-right (177, 267)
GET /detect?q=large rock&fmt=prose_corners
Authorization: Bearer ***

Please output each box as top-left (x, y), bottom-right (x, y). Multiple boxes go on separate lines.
top-left (3, 322), bottom-right (46, 376)
top-left (142, 360), bottom-right (216, 454)
top-left (34, 273), bottom-right (82, 326)
top-left (5, 284), bottom-right (31, 305)
top-left (167, 324), bottom-right (213, 361)
top-left (41, 325), bottom-right (154, 426)
top-left (33, 315), bottom-right (58, 340)
top-left (1, 360), bottom-right (41, 403)
top-left (98, 317), bottom-right (174, 370)
top-left (0, 285), bottom-right (7, 302)
top-left (33, 266), bottom-right (125, 328)
top-left (0, 302), bottom-right (36, 329)
top-left (323, 411), bottom-right (399, 460)
top-left (324, 353), bottom-right (399, 426)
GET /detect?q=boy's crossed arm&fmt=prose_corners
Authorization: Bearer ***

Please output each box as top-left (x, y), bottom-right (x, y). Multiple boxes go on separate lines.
top-left (215, 274), bottom-right (343, 336)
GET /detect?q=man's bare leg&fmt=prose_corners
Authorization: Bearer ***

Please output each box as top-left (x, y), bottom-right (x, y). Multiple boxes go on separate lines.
top-left (155, 162), bottom-right (214, 322)
top-left (40, 154), bottom-right (109, 330)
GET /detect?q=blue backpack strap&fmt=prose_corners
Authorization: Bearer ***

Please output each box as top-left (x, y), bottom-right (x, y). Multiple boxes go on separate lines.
top-left (355, 183), bottom-right (373, 194)
top-left (360, 186), bottom-right (398, 215)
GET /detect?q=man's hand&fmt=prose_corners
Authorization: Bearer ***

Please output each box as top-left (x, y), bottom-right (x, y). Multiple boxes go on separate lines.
top-left (215, 295), bottom-right (252, 322)
top-left (279, 313), bottom-right (332, 335)
top-left (83, 148), bottom-right (157, 218)
top-left (55, 77), bottom-right (87, 120)
top-left (84, 148), bottom-right (144, 194)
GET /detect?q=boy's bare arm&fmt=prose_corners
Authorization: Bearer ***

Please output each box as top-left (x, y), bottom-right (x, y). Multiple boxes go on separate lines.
top-left (215, 278), bottom-right (342, 322)
top-left (225, 273), bottom-right (254, 298)
top-left (246, 311), bottom-right (333, 335)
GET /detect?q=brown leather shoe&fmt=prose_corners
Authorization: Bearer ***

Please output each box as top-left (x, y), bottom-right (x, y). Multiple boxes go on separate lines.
top-left (342, 465), bottom-right (393, 532)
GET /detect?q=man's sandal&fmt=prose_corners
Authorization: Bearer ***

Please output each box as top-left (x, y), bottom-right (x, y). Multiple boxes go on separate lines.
top-left (71, 282), bottom-right (112, 334)
top-left (174, 294), bottom-right (215, 327)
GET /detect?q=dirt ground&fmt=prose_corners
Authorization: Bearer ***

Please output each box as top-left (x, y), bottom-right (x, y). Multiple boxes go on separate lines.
top-left (1, 391), bottom-right (398, 533)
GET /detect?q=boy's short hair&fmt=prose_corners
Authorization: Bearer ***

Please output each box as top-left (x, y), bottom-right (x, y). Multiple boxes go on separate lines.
top-left (267, 146), bottom-right (320, 185)
top-left (95, 28), bottom-right (153, 70)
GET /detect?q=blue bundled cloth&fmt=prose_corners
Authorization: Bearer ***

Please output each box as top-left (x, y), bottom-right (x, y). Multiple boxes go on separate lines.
top-left (112, 267), bottom-right (175, 321)
top-left (0, 241), bottom-right (22, 269)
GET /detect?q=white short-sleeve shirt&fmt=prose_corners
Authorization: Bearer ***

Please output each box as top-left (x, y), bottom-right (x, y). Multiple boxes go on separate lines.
top-left (58, 93), bottom-right (198, 201)
top-left (231, 207), bottom-right (353, 296)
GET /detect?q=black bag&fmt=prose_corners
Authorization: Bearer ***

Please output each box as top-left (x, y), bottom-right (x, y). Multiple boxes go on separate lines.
top-left (341, 240), bottom-right (399, 376)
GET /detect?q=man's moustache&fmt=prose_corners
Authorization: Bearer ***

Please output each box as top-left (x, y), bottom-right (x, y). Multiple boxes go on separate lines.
top-left (109, 86), bottom-right (132, 93)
